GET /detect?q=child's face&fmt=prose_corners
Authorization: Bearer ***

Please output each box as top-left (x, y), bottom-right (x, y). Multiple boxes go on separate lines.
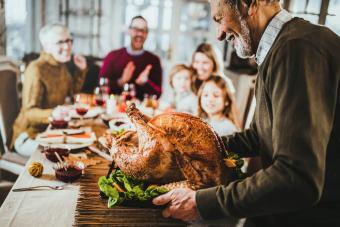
top-left (201, 81), bottom-right (225, 116)
top-left (172, 70), bottom-right (192, 93)
top-left (192, 52), bottom-right (214, 81)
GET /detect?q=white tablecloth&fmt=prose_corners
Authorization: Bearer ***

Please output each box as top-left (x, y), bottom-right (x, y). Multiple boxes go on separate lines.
top-left (0, 149), bottom-right (79, 227)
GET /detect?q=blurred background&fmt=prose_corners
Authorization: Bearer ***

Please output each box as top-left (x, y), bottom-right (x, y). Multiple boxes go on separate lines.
top-left (2, 0), bottom-right (339, 63)
top-left (2, 0), bottom-right (339, 128)
top-left (0, 0), bottom-right (340, 206)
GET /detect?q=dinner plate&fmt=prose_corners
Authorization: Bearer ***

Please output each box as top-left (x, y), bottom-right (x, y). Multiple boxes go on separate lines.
top-left (35, 129), bottom-right (96, 150)
top-left (38, 141), bottom-right (94, 150)
top-left (109, 118), bottom-right (133, 131)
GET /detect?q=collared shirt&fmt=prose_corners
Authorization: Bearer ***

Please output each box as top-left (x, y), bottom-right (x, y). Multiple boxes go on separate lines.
top-left (255, 9), bottom-right (292, 65)
top-left (126, 45), bottom-right (145, 56)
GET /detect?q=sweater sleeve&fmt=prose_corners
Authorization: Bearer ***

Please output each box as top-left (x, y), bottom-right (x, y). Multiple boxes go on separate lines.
top-left (196, 40), bottom-right (336, 219)
top-left (221, 121), bottom-right (260, 158)
top-left (23, 65), bottom-right (53, 125)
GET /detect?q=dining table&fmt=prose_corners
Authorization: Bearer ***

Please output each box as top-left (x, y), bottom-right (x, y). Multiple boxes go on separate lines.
top-left (0, 116), bottom-right (187, 227)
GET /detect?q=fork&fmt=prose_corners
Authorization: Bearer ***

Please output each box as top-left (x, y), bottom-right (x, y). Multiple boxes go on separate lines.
top-left (12, 185), bottom-right (65, 192)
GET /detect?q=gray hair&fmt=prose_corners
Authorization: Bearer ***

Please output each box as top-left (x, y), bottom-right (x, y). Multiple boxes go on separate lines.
top-left (225, 0), bottom-right (281, 11)
top-left (39, 23), bottom-right (71, 47)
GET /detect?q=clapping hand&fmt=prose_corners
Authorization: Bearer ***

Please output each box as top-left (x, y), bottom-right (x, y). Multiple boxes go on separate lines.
top-left (136, 64), bottom-right (152, 85)
top-left (73, 55), bottom-right (87, 70)
top-left (118, 61), bottom-right (136, 86)
top-left (153, 188), bottom-right (199, 222)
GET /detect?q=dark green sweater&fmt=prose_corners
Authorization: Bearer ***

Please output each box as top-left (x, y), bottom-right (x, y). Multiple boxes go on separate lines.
top-left (196, 18), bottom-right (340, 226)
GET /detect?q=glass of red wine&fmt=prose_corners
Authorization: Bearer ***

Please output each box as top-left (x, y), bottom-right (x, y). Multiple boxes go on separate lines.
top-left (74, 94), bottom-right (90, 126)
top-left (94, 86), bottom-right (107, 107)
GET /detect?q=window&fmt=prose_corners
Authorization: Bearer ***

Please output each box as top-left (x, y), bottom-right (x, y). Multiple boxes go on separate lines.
top-left (288, 0), bottom-right (322, 24)
top-left (326, 0), bottom-right (340, 35)
top-left (285, 0), bottom-right (340, 35)
top-left (5, 0), bottom-right (27, 59)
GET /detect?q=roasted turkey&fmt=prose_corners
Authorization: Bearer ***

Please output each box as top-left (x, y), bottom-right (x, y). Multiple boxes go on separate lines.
top-left (108, 103), bottom-right (231, 189)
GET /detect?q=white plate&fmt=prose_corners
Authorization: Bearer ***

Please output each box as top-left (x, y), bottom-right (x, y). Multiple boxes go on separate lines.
top-left (38, 141), bottom-right (94, 150)
top-left (35, 130), bottom-right (96, 150)
top-left (109, 118), bottom-right (133, 131)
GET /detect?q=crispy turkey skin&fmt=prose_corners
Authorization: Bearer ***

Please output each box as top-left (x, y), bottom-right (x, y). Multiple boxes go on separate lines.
top-left (109, 103), bottom-right (231, 189)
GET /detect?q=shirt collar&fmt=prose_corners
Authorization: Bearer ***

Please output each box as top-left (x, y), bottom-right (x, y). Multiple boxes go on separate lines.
top-left (255, 9), bottom-right (292, 65)
top-left (126, 45), bottom-right (145, 56)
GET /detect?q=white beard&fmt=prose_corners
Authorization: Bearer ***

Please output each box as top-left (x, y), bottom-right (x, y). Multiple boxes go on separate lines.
top-left (233, 18), bottom-right (253, 59)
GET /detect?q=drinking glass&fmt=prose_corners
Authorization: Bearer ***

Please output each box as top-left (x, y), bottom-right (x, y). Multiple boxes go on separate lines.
top-left (99, 77), bottom-right (110, 95)
top-left (94, 86), bottom-right (106, 107)
top-left (74, 94), bottom-right (90, 125)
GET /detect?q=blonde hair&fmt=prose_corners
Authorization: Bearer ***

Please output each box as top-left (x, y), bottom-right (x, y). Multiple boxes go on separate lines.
top-left (168, 64), bottom-right (193, 88)
top-left (197, 76), bottom-right (240, 128)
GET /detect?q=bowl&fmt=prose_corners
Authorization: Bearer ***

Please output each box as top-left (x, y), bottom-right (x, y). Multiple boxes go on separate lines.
top-left (44, 147), bottom-right (69, 162)
top-left (50, 119), bottom-right (69, 129)
top-left (54, 162), bottom-right (84, 182)
top-left (109, 118), bottom-right (131, 131)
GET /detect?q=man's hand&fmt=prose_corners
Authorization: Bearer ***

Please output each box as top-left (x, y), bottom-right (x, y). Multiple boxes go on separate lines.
top-left (153, 188), bottom-right (199, 222)
top-left (135, 64), bottom-right (152, 85)
top-left (73, 55), bottom-right (87, 70)
top-left (118, 61), bottom-right (135, 86)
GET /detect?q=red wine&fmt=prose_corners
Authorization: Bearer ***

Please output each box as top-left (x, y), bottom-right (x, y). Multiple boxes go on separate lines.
top-left (95, 99), bottom-right (105, 106)
top-left (76, 107), bottom-right (88, 116)
top-left (51, 120), bottom-right (68, 129)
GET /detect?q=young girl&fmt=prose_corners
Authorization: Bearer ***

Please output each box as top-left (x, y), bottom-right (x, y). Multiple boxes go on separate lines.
top-left (191, 43), bottom-right (235, 94)
top-left (198, 76), bottom-right (240, 136)
top-left (159, 64), bottom-right (197, 115)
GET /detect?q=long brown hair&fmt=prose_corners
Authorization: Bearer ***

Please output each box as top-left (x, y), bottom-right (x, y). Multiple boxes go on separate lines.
top-left (191, 43), bottom-right (221, 93)
top-left (197, 76), bottom-right (240, 128)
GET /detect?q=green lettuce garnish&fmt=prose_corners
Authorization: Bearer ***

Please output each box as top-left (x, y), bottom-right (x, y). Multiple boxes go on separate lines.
top-left (98, 169), bottom-right (169, 208)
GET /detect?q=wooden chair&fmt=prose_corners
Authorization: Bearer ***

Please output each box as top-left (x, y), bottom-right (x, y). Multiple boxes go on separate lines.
top-left (0, 57), bottom-right (28, 175)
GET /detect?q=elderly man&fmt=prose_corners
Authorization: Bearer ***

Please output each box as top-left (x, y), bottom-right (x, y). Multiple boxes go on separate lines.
top-left (10, 23), bottom-right (87, 157)
top-left (99, 15), bottom-right (162, 100)
top-left (153, 0), bottom-right (340, 226)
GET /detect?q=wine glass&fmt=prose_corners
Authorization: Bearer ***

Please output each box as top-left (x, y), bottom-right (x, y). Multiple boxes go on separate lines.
top-left (74, 94), bottom-right (90, 126)
top-left (99, 77), bottom-right (110, 95)
top-left (94, 86), bottom-right (107, 107)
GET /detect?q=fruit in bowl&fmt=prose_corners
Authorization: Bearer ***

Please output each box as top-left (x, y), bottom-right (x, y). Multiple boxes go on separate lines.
top-left (44, 147), bottom-right (69, 162)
